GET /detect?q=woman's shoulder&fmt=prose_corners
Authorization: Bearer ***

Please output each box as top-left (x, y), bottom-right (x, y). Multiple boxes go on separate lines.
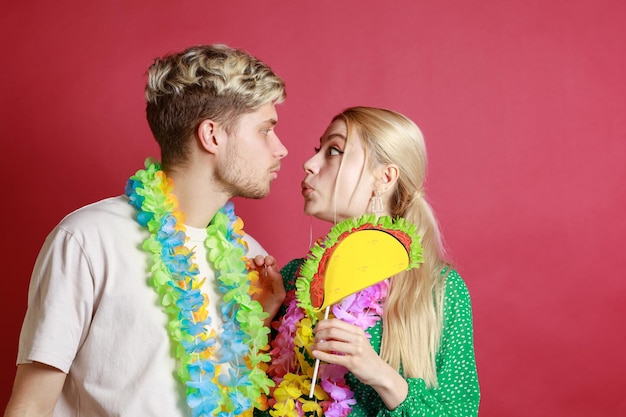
top-left (442, 268), bottom-right (473, 305)
top-left (280, 258), bottom-right (306, 276)
top-left (280, 258), bottom-right (306, 291)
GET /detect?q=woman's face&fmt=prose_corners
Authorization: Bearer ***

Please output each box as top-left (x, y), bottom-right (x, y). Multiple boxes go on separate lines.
top-left (301, 119), bottom-right (377, 223)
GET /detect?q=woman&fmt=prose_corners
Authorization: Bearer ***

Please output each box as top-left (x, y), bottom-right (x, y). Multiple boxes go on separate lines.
top-left (261, 107), bottom-right (479, 417)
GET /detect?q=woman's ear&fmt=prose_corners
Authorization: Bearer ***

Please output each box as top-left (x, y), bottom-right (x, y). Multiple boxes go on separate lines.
top-left (380, 164), bottom-right (400, 192)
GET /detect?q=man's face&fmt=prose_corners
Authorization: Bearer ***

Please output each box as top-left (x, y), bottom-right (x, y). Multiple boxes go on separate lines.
top-left (216, 102), bottom-right (288, 199)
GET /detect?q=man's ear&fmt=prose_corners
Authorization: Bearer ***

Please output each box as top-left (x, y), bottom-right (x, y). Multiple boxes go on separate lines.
top-left (380, 164), bottom-right (400, 192)
top-left (197, 119), bottom-right (222, 155)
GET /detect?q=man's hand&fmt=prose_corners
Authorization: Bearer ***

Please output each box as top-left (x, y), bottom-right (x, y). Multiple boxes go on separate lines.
top-left (250, 255), bottom-right (286, 327)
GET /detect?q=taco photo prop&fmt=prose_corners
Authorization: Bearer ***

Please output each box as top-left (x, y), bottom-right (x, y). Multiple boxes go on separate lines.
top-left (297, 215), bottom-right (424, 398)
top-left (296, 215), bottom-right (423, 316)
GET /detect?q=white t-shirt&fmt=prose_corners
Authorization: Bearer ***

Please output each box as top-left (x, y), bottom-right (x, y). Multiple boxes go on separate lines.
top-left (17, 196), bottom-right (267, 417)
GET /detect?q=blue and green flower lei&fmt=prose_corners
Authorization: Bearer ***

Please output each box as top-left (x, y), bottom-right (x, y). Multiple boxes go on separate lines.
top-left (125, 159), bottom-right (273, 417)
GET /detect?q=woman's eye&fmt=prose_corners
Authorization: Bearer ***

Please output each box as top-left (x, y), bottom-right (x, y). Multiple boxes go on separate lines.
top-left (328, 147), bottom-right (344, 156)
top-left (313, 145), bottom-right (343, 156)
top-left (261, 129), bottom-right (270, 136)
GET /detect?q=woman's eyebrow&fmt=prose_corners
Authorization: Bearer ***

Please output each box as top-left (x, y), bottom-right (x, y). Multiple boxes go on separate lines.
top-left (320, 133), bottom-right (347, 143)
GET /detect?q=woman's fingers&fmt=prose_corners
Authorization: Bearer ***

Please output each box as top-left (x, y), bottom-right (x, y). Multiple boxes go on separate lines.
top-left (312, 319), bottom-right (369, 354)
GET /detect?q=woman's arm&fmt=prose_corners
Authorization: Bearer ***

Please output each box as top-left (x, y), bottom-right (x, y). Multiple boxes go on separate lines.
top-left (379, 271), bottom-right (480, 417)
top-left (311, 318), bottom-right (409, 409)
top-left (312, 270), bottom-right (480, 417)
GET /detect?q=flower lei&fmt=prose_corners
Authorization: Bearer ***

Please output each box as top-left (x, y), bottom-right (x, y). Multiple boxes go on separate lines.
top-left (125, 159), bottom-right (273, 417)
top-left (266, 215), bottom-right (423, 417)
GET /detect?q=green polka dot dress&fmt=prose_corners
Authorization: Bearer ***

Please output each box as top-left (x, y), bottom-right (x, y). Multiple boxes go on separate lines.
top-left (256, 259), bottom-right (480, 417)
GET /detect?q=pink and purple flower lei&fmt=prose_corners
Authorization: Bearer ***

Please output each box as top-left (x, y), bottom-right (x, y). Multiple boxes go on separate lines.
top-left (266, 214), bottom-right (422, 417)
top-left (267, 279), bottom-right (389, 417)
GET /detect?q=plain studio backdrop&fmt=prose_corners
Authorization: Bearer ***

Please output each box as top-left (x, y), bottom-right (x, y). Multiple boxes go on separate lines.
top-left (1, 1), bottom-right (625, 416)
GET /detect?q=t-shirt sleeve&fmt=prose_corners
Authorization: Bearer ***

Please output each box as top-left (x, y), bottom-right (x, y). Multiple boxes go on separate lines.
top-left (17, 227), bottom-right (95, 373)
top-left (244, 233), bottom-right (269, 257)
top-left (378, 270), bottom-right (480, 417)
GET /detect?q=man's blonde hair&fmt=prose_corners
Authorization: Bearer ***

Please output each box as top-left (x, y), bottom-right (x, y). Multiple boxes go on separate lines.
top-left (145, 44), bottom-right (286, 167)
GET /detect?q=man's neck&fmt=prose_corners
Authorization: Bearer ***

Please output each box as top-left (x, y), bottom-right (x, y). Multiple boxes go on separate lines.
top-left (164, 166), bottom-right (231, 229)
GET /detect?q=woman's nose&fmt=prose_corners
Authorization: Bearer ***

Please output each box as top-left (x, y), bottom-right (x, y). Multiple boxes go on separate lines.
top-left (303, 155), bottom-right (318, 175)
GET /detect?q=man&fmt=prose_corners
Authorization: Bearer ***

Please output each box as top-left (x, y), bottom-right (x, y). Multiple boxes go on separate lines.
top-left (5, 44), bottom-right (288, 417)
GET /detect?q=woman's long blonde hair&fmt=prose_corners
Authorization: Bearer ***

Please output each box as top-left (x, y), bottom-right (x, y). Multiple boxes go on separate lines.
top-left (335, 107), bottom-right (450, 388)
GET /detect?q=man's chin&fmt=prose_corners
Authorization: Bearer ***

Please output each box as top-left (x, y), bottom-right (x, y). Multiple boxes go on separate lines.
top-left (239, 187), bottom-right (270, 200)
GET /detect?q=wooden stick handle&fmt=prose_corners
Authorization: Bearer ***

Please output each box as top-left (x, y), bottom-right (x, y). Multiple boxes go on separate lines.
top-left (308, 305), bottom-right (330, 398)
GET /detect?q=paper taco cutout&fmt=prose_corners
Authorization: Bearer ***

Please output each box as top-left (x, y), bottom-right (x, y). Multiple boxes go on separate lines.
top-left (296, 215), bottom-right (424, 315)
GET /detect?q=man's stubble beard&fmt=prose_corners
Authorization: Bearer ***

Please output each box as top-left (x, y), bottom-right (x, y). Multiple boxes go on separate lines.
top-left (216, 143), bottom-right (270, 200)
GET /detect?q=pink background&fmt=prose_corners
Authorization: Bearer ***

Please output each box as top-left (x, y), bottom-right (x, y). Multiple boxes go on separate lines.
top-left (1, 1), bottom-right (625, 415)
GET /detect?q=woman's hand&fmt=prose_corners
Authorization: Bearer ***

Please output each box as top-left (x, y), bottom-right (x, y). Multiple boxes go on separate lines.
top-left (250, 255), bottom-right (286, 326)
top-left (311, 318), bottom-right (384, 384)
top-left (311, 318), bottom-right (408, 410)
